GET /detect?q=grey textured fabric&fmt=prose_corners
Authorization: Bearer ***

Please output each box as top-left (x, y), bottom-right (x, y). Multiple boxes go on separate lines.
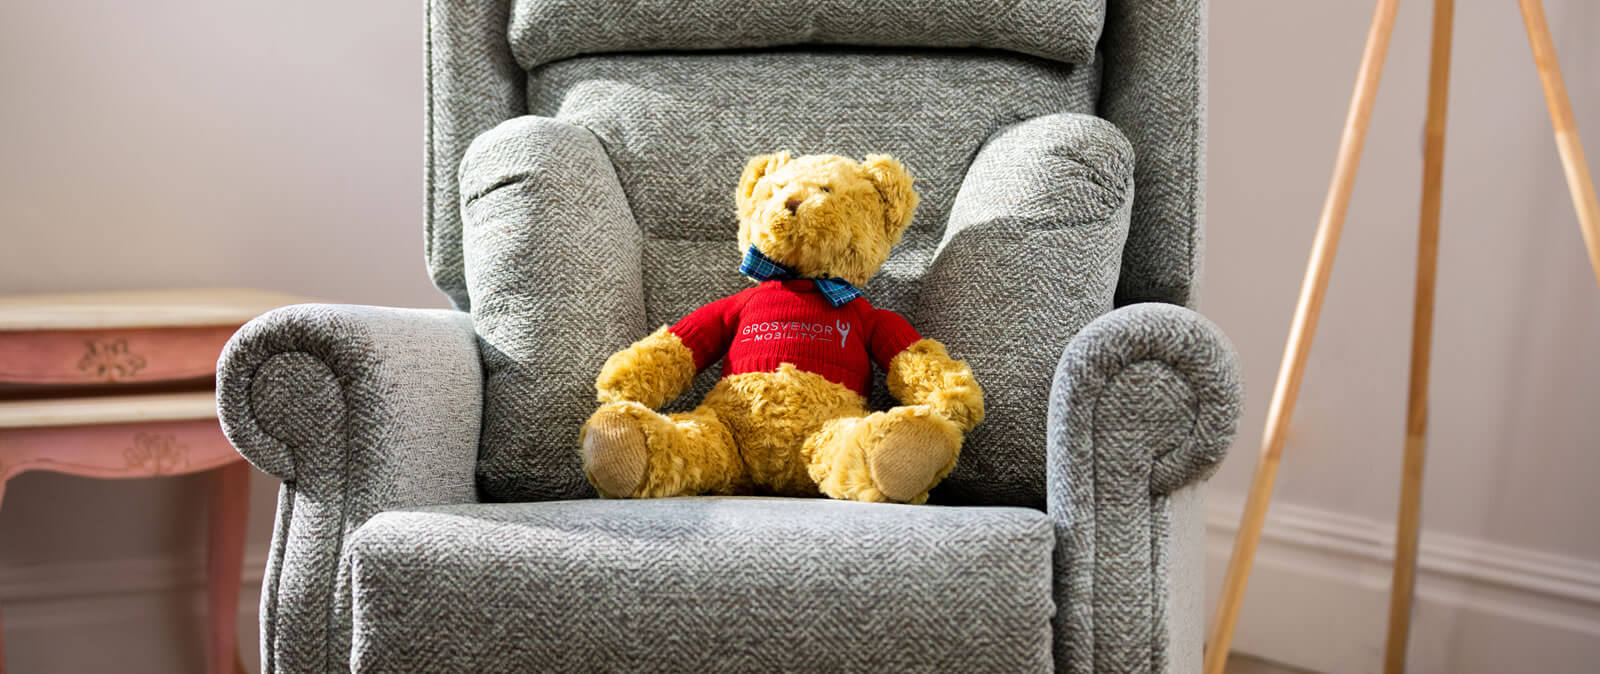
top-left (1100, 0), bottom-right (1206, 306)
top-left (348, 498), bottom-right (1056, 673)
top-left (425, 0), bottom-right (524, 310)
top-left (528, 50), bottom-right (1098, 244)
top-left (509, 0), bottom-right (1106, 69)
top-left (216, 304), bottom-right (483, 673)
top-left (423, 0), bottom-right (1208, 313)
top-left (924, 113), bottom-right (1133, 506)
top-left (1164, 483), bottom-right (1207, 674)
top-left (459, 116), bottom-right (645, 502)
top-left (1047, 303), bottom-right (1240, 673)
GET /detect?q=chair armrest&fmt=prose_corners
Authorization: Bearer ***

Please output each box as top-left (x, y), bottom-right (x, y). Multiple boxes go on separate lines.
top-left (215, 303), bottom-right (482, 673)
top-left (1051, 302), bottom-right (1241, 495)
top-left (1046, 302), bottom-right (1241, 674)
top-left (218, 303), bottom-right (482, 501)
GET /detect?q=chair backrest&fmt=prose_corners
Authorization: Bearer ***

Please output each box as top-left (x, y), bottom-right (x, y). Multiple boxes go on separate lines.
top-left (428, 0), bottom-right (1205, 506)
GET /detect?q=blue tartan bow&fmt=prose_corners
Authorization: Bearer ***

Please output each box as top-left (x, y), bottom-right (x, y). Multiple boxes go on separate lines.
top-left (739, 245), bottom-right (862, 307)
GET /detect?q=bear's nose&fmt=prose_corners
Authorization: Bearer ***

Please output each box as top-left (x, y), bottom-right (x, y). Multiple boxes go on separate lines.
top-left (784, 194), bottom-right (803, 212)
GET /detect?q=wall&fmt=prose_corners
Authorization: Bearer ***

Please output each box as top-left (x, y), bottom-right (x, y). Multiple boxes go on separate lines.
top-left (0, 1), bottom-right (1595, 673)
top-left (1203, 1), bottom-right (1600, 672)
top-left (0, 1), bottom-right (440, 672)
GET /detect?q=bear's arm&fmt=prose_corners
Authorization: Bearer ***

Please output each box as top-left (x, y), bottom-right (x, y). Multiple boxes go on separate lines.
top-left (593, 291), bottom-right (748, 408)
top-left (871, 309), bottom-right (985, 433)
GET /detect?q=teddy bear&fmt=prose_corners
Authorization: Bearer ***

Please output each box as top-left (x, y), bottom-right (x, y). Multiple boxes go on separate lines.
top-left (578, 152), bottom-right (983, 504)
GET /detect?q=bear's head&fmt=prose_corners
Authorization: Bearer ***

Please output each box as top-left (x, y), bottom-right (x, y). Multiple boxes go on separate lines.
top-left (735, 152), bottom-right (920, 287)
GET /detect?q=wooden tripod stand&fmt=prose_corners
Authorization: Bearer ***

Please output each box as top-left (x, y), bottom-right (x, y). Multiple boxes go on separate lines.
top-left (1202, 1), bottom-right (1600, 673)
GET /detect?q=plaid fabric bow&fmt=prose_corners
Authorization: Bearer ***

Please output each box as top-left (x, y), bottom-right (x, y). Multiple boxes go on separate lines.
top-left (739, 245), bottom-right (862, 307)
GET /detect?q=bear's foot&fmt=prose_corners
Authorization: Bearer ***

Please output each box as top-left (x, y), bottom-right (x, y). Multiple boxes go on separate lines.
top-left (580, 403), bottom-right (650, 498)
top-left (805, 405), bottom-right (962, 504)
top-left (581, 401), bottom-right (749, 498)
top-left (867, 408), bottom-right (962, 503)
top-left (868, 423), bottom-right (954, 502)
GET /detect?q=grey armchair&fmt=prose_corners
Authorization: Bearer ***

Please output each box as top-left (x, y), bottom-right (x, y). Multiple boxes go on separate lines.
top-left (218, 1), bottom-right (1241, 672)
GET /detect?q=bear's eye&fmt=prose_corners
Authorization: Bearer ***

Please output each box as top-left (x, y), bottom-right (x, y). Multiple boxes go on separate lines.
top-left (820, 186), bottom-right (831, 193)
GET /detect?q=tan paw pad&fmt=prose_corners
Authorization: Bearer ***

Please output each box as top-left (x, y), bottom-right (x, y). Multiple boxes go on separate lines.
top-left (868, 419), bottom-right (957, 503)
top-left (581, 413), bottom-right (648, 498)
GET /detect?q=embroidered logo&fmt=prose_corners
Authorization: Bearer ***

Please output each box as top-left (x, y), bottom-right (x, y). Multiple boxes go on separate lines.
top-left (835, 320), bottom-right (852, 348)
top-left (740, 320), bottom-right (835, 343)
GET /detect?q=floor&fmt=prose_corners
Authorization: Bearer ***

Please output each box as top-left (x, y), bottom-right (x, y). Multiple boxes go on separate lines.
top-left (1226, 653), bottom-right (1316, 674)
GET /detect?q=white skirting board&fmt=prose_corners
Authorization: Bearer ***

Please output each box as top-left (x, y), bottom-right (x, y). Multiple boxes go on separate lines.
top-left (1206, 493), bottom-right (1600, 674)
top-left (0, 547), bottom-right (269, 673)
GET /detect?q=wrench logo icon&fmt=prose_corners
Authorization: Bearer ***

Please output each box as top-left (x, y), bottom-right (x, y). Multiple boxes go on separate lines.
top-left (836, 319), bottom-right (852, 348)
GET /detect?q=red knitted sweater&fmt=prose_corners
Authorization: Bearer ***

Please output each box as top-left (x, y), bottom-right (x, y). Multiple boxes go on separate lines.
top-left (668, 280), bottom-right (922, 397)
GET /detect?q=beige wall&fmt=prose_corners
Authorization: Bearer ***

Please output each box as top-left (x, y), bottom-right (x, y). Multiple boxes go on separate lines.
top-left (1203, 2), bottom-right (1599, 670)
top-left (0, 1), bottom-right (442, 671)
top-left (1207, 0), bottom-right (1600, 561)
top-left (1, 1), bottom-right (1595, 672)
top-left (0, 0), bottom-right (442, 307)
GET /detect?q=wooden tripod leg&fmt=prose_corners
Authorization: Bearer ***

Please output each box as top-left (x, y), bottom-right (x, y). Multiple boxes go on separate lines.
top-left (1518, 0), bottom-right (1600, 287)
top-left (1383, 1), bottom-right (1455, 672)
top-left (1202, 2), bottom-right (1404, 672)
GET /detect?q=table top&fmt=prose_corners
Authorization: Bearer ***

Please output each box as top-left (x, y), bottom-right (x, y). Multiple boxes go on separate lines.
top-left (0, 391), bottom-right (220, 429)
top-left (0, 288), bottom-right (313, 331)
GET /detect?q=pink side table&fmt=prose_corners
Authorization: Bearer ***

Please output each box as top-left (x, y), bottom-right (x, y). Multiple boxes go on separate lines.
top-left (0, 289), bottom-right (308, 674)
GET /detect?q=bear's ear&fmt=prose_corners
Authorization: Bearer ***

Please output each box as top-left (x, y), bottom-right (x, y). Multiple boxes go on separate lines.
top-left (862, 154), bottom-right (919, 237)
top-left (737, 151), bottom-right (791, 211)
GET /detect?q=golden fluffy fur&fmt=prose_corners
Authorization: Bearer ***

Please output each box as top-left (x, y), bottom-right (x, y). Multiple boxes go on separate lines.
top-left (582, 399), bottom-right (748, 498)
top-left (580, 152), bottom-right (981, 504)
top-left (803, 404), bottom-right (962, 504)
top-left (886, 338), bottom-right (985, 432)
top-left (735, 152), bottom-right (919, 287)
top-left (594, 326), bottom-right (698, 408)
top-left (583, 364), bottom-right (962, 503)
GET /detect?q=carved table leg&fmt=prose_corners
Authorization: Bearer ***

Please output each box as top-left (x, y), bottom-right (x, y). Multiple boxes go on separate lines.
top-left (1, 475), bottom-right (8, 674)
top-left (206, 461), bottom-right (249, 674)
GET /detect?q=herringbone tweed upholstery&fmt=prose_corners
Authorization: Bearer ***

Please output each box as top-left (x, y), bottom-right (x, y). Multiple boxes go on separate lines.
top-left (215, 1), bottom-right (1241, 672)
top-left (426, 0), bottom-right (1206, 312)
top-left (1100, 0), bottom-right (1207, 307)
top-left (347, 498), bottom-right (1055, 672)
top-left (217, 305), bottom-right (482, 674)
top-left (1049, 303), bottom-right (1240, 673)
top-left (926, 113), bottom-right (1133, 504)
top-left (508, 0), bottom-right (1106, 69)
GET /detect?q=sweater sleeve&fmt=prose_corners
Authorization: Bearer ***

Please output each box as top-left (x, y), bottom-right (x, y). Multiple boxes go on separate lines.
top-left (669, 290), bottom-right (751, 372)
top-left (866, 307), bottom-right (923, 372)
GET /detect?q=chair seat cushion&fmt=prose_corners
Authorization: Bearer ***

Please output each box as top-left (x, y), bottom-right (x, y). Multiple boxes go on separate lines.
top-left (348, 497), bottom-right (1055, 672)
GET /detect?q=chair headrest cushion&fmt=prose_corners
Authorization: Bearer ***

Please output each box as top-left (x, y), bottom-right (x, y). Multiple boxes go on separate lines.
top-left (510, 0), bottom-right (1104, 69)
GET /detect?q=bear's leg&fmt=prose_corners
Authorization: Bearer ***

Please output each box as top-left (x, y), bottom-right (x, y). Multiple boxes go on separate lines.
top-left (801, 405), bottom-right (962, 504)
top-left (581, 401), bottom-right (749, 498)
